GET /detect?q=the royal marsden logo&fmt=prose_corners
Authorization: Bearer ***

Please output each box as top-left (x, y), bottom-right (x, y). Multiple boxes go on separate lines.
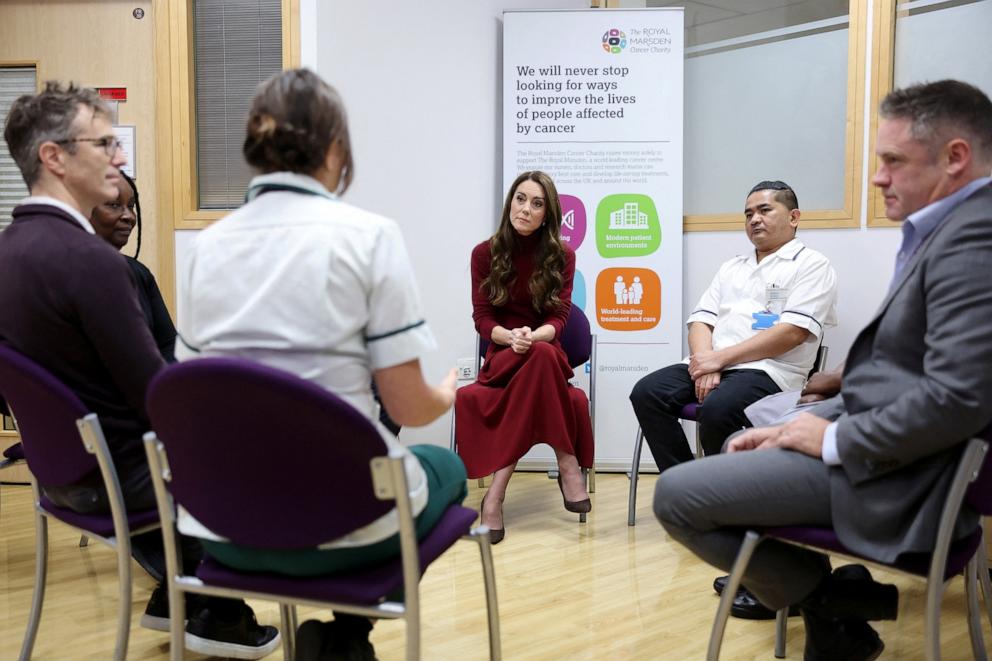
top-left (602, 28), bottom-right (627, 54)
top-left (559, 194), bottom-right (587, 250)
top-left (595, 194), bottom-right (661, 258)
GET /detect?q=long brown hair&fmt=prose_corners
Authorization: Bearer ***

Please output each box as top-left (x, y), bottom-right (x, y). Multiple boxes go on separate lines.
top-left (482, 171), bottom-right (567, 312)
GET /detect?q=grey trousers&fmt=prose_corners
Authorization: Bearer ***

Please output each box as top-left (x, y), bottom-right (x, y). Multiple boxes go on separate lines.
top-left (654, 447), bottom-right (834, 609)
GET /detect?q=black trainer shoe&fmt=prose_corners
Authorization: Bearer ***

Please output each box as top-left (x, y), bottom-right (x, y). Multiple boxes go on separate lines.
top-left (327, 615), bottom-right (376, 661)
top-left (185, 602), bottom-right (280, 660)
top-left (140, 585), bottom-right (209, 632)
top-left (140, 585), bottom-right (171, 632)
top-left (805, 568), bottom-right (898, 621)
top-left (293, 617), bottom-right (376, 661)
top-left (801, 608), bottom-right (884, 661)
top-left (294, 619), bottom-right (331, 661)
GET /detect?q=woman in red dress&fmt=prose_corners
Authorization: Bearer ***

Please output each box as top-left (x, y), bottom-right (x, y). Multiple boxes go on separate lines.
top-left (455, 171), bottom-right (593, 544)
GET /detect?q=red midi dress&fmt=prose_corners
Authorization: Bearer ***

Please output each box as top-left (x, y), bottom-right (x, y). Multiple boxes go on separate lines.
top-left (454, 234), bottom-right (594, 478)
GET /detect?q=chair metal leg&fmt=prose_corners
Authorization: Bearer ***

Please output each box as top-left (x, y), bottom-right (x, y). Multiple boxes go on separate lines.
top-left (773, 608), bottom-right (788, 658)
top-left (690, 420), bottom-right (703, 459)
top-left (578, 467), bottom-right (589, 524)
top-left (18, 512), bottom-right (48, 661)
top-left (405, 602), bottom-right (421, 661)
top-left (79, 534), bottom-right (89, 547)
top-left (477, 477), bottom-right (486, 488)
top-left (964, 554), bottom-right (989, 661)
top-left (977, 542), bottom-right (992, 631)
top-left (627, 428), bottom-right (644, 526)
top-left (288, 604), bottom-right (299, 640)
top-left (168, 581), bottom-right (186, 661)
top-left (707, 530), bottom-right (760, 661)
top-left (279, 604), bottom-right (295, 661)
top-left (923, 569), bottom-right (947, 661)
top-left (112, 536), bottom-right (133, 661)
top-left (449, 412), bottom-right (456, 453)
top-left (588, 465), bottom-right (595, 494)
top-left (472, 529), bottom-right (502, 660)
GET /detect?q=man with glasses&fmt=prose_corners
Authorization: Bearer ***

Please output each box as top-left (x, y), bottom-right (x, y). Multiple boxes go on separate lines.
top-left (0, 82), bottom-right (279, 659)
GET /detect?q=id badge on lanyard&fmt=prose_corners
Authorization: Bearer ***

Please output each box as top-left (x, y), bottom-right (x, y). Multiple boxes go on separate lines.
top-left (752, 284), bottom-right (788, 330)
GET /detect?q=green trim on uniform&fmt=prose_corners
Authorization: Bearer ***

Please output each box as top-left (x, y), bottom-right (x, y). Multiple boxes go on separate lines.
top-left (202, 445), bottom-right (468, 576)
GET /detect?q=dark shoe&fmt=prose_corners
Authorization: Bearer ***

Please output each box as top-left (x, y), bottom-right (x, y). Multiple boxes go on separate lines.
top-left (327, 615), bottom-right (376, 661)
top-left (713, 575), bottom-right (728, 595)
top-left (804, 567), bottom-right (899, 621)
top-left (295, 619), bottom-right (330, 661)
top-left (556, 475), bottom-right (592, 514)
top-left (185, 602), bottom-right (280, 659)
top-left (801, 608), bottom-right (884, 661)
top-left (480, 492), bottom-right (505, 545)
top-left (833, 563), bottom-right (871, 582)
top-left (730, 586), bottom-right (800, 620)
top-left (140, 585), bottom-right (171, 632)
top-left (140, 584), bottom-right (207, 632)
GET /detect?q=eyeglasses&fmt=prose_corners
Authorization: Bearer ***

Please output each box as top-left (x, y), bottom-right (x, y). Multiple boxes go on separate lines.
top-left (55, 136), bottom-right (122, 156)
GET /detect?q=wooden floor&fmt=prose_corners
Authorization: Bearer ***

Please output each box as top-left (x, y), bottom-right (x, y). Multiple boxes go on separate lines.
top-left (1, 472), bottom-right (989, 660)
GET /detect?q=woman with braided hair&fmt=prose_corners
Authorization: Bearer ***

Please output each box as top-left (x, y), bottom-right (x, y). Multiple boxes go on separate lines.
top-left (89, 169), bottom-right (176, 362)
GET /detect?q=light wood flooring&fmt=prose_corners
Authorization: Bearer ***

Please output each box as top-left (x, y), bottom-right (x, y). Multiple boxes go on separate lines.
top-left (1, 472), bottom-right (990, 660)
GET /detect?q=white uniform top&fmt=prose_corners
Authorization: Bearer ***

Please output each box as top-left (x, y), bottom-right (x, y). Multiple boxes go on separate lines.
top-left (685, 238), bottom-right (838, 392)
top-left (176, 172), bottom-right (436, 548)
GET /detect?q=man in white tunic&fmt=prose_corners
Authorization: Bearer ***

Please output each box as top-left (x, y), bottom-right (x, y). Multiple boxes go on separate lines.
top-left (630, 180), bottom-right (838, 471)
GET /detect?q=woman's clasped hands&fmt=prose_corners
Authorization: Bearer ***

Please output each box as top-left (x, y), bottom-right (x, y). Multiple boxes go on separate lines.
top-left (509, 326), bottom-right (533, 354)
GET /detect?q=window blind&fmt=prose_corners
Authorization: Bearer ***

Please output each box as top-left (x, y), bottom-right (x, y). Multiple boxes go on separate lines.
top-left (0, 66), bottom-right (37, 231)
top-left (193, 0), bottom-right (282, 209)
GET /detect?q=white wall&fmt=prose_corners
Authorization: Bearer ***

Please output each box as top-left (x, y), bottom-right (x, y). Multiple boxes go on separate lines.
top-left (174, 0), bottom-right (905, 457)
top-left (312, 0), bottom-right (588, 447)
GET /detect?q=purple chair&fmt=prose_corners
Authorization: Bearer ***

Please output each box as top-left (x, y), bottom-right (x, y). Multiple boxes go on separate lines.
top-left (142, 357), bottom-right (500, 661)
top-left (627, 345), bottom-right (830, 526)
top-left (708, 433), bottom-right (992, 661)
top-left (0, 345), bottom-right (160, 661)
top-left (451, 304), bottom-right (597, 517)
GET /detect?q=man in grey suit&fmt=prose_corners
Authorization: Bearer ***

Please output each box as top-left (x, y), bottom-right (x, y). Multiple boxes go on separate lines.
top-left (655, 79), bottom-right (992, 660)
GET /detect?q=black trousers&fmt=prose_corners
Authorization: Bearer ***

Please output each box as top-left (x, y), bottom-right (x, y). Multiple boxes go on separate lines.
top-left (630, 364), bottom-right (779, 472)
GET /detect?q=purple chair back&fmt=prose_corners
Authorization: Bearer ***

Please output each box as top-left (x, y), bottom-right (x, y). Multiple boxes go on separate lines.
top-left (559, 306), bottom-right (592, 369)
top-left (145, 358), bottom-right (393, 550)
top-left (963, 425), bottom-right (992, 516)
top-left (0, 345), bottom-right (96, 486)
top-left (479, 305), bottom-right (592, 370)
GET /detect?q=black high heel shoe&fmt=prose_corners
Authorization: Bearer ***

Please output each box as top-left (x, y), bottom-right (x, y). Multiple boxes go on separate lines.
top-left (557, 475), bottom-right (591, 514)
top-left (480, 492), bottom-right (505, 545)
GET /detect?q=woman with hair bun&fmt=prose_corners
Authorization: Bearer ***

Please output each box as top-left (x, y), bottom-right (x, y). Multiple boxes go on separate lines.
top-left (176, 68), bottom-right (465, 660)
top-left (455, 170), bottom-right (593, 545)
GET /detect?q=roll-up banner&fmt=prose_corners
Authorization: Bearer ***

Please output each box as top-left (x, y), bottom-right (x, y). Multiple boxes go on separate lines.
top-left (503, 9), bottom-right (684, 470)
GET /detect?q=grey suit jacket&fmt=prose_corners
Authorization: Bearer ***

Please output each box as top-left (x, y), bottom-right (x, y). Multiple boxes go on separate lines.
top-left (822, 183), bottom-right (992, 562)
